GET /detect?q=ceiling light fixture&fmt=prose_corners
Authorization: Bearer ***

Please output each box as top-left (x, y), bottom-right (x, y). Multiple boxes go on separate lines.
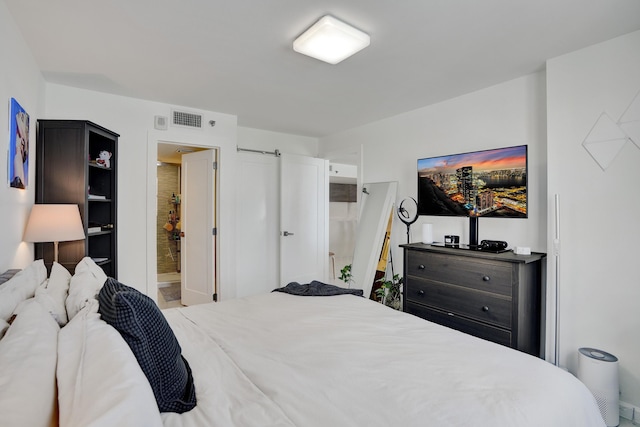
top-left (293, 15), bottom-right (370, 64)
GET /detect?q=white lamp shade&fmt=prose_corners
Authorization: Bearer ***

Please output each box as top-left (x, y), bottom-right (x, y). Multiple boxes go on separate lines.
top-left (24, 204), bottom-right (85, 243)
top-left (293, 15), bottom-right (370, 64)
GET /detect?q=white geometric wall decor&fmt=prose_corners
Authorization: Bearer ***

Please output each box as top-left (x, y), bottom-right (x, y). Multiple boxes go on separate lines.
top-left (618, 90), bottom-right (640, 149)
top-left (582, 112), bottom-right (630, 170)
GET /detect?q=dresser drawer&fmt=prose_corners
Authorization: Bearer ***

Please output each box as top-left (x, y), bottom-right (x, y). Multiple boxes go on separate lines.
top-left (406, 302), bottom-right (512, 347)
top-left (406, 251), bottom-right (512, 296)
top-left (405, 279), bottom-right (512, 329)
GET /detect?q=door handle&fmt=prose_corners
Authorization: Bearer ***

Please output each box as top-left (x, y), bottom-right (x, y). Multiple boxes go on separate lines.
top-left (283, 231), bottom-right (295, 236)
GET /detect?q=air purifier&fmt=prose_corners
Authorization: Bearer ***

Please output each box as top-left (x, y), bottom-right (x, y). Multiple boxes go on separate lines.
top-left (577, 347), bottom-right (619, 426)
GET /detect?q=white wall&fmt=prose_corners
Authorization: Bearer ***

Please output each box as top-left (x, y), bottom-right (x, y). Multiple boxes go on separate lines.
top-left (0, 1), bottom-right (45, 271)
top-left (546, 30), bottom-right (640, 407)
top-left (320, 72), bottom-right (548, 262)
top-left (44, 83), bottom-right (239, 299)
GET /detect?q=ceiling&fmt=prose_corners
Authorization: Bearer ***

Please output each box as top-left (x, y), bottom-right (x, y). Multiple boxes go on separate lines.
top-left (157, 143), bottom-right (207, 165)
top-left (5, 0), bottom-right (640, 138)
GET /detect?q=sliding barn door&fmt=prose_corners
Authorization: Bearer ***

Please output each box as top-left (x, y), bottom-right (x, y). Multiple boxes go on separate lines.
top-left (235, 152), bottom-right (328, 295)
top-left (235, 152), bottom-right (279, 297)
top-left (279, 154), bottom-right (329, 286)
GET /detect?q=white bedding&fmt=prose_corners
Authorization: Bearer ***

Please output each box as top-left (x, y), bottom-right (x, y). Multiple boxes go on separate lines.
top-left (162, 292), bottom-right (605, 427)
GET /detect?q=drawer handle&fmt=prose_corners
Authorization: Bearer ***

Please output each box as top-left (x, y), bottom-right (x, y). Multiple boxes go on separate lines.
top-left (417, 290), bottom-right (425, 296)
top-left (482, 276), bottom-right (490, 282)
top-left (482, 306), bottom-right (490, 312)
top-left (418, 264), bottom-right (425, 270)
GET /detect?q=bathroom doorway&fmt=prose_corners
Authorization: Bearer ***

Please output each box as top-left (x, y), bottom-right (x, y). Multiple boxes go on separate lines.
top-left (156, 142), bottom-right (209, 309)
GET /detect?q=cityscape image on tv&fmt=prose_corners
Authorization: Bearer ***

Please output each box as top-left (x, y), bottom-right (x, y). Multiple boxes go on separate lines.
top-left (417, 145), bottom-right (527, 218)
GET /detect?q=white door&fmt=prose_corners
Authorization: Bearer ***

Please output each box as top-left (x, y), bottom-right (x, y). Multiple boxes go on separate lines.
top-left (235, 152), bottom-right (279, 297)
top-left (181, 149), bottom-right (216, 305)
top-left (280, 153), bottom-right (329, 286)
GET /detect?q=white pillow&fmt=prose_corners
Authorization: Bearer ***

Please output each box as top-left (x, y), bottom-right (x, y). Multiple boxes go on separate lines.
top-left (57, 301), bottom-right (163, 427)
top-left (65, 257), bottom-right (108, 321)
top-left (0, 298), bottom-right (59, 427)
top-left (0, 260), bottom-right (47, 321)
top-left (35, 262), bottom-right (71, 326)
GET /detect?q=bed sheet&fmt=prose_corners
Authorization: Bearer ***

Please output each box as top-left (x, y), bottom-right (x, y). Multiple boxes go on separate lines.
top-left (163, 293), bottom-right (605, 427)
top-left (161, 308), bottom-right (294, 427)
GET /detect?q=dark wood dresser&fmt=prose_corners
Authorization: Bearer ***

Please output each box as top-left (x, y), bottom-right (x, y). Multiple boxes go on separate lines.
top-left (401, 243), bottom-right (546, 356)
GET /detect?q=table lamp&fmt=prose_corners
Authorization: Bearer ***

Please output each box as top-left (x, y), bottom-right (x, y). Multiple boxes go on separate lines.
top-left (23, 204), bottom-right (85, 263)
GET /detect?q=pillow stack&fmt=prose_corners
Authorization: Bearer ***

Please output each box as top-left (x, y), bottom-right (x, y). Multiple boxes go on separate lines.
top-left (0, 257), bottom-right (111, 426)
top-left (0, 257), bottom-right (197, 425)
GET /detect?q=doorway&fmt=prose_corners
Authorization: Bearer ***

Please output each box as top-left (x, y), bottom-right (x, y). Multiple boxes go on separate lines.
top-left (234, 151), bottom-right (329, 296)
top-left (324, 147), bottom-right (361, 286)
top-left (156, 142), bottom-right (210, 309)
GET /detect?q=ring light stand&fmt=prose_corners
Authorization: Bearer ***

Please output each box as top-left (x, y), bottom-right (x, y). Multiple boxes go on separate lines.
top-left (397, 197), bottom-right (418, 244)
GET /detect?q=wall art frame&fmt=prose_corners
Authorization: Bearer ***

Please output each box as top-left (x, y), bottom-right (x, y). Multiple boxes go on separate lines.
top-left (8, 97), bottom-right (29, 189)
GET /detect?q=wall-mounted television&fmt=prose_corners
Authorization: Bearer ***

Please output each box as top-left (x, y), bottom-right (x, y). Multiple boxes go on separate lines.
top-left (417, 145), bottom-right (528, 247)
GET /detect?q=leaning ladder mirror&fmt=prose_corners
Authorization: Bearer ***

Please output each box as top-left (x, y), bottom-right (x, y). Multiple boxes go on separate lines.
top-left (349, 181), bottom-right (398, 299)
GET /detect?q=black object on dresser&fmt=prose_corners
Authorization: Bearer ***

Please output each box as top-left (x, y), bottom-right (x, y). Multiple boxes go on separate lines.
top-left (401, 243), bottom-right (546, 356)
top-left (35, 120), bottom-right (119, 277)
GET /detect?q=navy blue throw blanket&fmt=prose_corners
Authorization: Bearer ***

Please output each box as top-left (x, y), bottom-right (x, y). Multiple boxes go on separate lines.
top-left (273, 280), bottom-right (363, 297)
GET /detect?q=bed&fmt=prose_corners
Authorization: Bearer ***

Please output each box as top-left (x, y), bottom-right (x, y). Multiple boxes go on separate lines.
top-left (0, 259), bottom-right (606, 426)
top-left (160, 292), bottom-right (605, 427)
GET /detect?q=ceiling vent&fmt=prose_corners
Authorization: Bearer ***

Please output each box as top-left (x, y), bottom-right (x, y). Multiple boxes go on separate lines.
top-left (171, 110), bottom-right (202, 129)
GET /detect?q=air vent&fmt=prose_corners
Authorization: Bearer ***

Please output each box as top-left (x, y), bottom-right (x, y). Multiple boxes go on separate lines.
top-left (172, 110), bottom-right (202, 128)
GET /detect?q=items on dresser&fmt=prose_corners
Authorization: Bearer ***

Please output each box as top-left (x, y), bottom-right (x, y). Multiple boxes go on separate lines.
top-left (401, 243), bottom-right (546, 356)
top-left (444, 235), bottom-right (460, 246)
top-left (480, 239), bottom-right (508, 251)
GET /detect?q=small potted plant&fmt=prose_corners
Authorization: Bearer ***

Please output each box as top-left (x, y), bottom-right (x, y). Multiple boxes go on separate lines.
top-left (375, 274), bottom-right (403, 310)
top-left (339, 264), bottom-right (353, 286)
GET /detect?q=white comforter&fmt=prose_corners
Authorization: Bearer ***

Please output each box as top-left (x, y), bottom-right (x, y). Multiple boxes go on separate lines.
top-left (161, 292), bottom-right (605, 427)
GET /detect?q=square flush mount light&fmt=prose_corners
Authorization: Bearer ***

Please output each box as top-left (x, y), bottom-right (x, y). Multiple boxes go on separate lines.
top-left (293, 15), bottom-right (370, 64)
